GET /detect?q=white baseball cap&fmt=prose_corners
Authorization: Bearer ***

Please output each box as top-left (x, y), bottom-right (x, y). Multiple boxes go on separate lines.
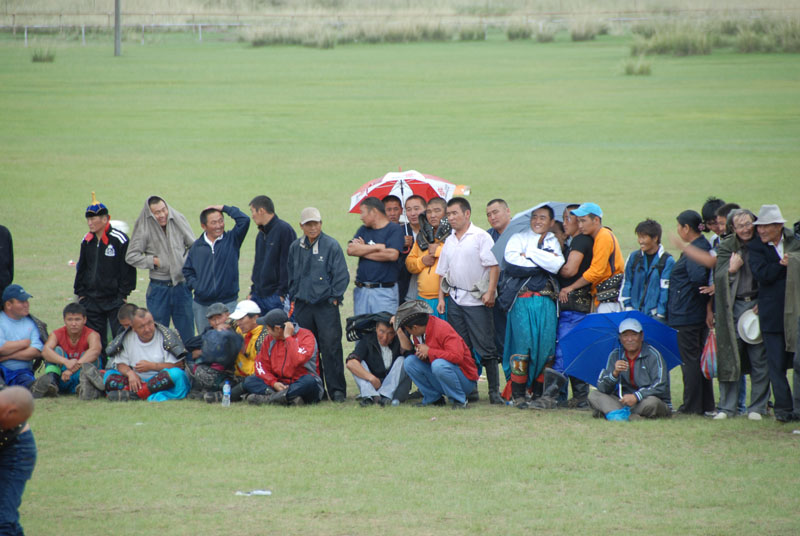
top-left (229, 300), bottom-right (261, 320)
top-left (618, 318), bottom-right (643, 334)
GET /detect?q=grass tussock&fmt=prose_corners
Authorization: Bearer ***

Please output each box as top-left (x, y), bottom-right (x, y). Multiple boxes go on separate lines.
top-left (506, 23), bottom-right (533, 41)
top-left (31, 48), bottom-right (55, 62)
top-left (458, 24), bottom-right (485, 41)
top-left (630, 24), bottom-right (711, 56)
top-left (623, 55), bottom-right (651, 75)
top-left (570, 18), bottom-right (601, 42)
top-left (535, 23), bottom-right (557, 43)
top-left (245, 21), bottom-right (456, 48)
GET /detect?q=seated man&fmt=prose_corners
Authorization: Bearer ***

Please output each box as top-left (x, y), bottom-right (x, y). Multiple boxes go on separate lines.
top-left (588, 318), bottom-right (671, 419)
top-left (243, 309), bottom-right (323, 406)
top-left (33, 302), bottom-right (106, 400)
top-left (394, 300), bottom-right (478, 409)
top-left (346, 315), bottom-right (411, 406)
top-left (103, 308), bottom-right (190, 401)
top-left (0, 386), bottom-right (36, 536)
top-left (190, 303), bottom-right (244, 401)
top-left (200, 300), bottom-right (261, 404)
top-left (0, 285), bottom-right (43, 390)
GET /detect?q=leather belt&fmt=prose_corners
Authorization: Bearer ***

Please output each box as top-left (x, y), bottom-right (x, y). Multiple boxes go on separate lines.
top-left (355, 281), bottom-right (395, 289)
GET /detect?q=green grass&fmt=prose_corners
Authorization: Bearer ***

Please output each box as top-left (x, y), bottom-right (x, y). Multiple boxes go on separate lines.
top-left (1, 31), bottom-right (800, 535)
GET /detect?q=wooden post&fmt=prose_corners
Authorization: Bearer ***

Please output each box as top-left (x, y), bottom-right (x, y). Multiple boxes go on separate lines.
top-left (114, 0), bottom-right (121, 56)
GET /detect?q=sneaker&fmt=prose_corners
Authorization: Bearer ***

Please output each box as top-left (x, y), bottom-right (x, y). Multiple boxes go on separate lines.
top-left (186, 390), bottom-right (206, 400)
top-left (451, 401), bottom-right (469, 410)
top-left (713, 412), bottom-right (728, 420)
top-left (466, 389), bottom-right (479, 403)
top-left (331, 391), bottom-right (346, 403)
top-left (407, 390), bottom-right (423, 400)
top-left (31, 374), bottom-right (58, 399)
top-left (204, 391), bottom-right (223, 404)
top-left (747, 412), bottom-right (763, 421)
top-left (246, 393), bottom-right (272, 406)
top-left (107, 390), bottom-right (139, 402)
top-left (359, 397), bottom-right (375, 407)
top-left (488, 391), bottom-right (505, 405)
top-left (378, 396), bottom-right (392, 407)
top-left (414, 397), bottom-right (446, 407)
top-left (80, 363), bottom-right (106, 391)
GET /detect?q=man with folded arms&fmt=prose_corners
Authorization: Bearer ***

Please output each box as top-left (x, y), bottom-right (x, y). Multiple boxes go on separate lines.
top-left (0, 285), bottom-right (43, 390)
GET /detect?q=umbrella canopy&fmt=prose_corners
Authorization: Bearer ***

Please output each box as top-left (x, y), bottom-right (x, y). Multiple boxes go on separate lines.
top-left (348, 170), bottom-right (468, 214)
top-left (559, 311), bottom-right (682, 386)
top-left (490, 201), bottom-right (572, 264)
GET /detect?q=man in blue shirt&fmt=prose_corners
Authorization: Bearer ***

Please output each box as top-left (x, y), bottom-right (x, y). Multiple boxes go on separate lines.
top-left (0, 285), bottom-right (42, 389)
top-left (248, 195), bottom-right (296, 315)
top-left (347, 197), bottom-right (405, 316)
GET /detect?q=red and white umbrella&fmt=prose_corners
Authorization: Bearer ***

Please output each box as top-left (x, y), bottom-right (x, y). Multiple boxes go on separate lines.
top-left (348, 170), bottom-right (469, 213)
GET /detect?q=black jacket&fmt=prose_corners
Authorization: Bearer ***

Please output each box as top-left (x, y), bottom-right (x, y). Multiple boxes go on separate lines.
top-left (667, 236), bottom-right (710, 327)
top-left (346, 331), bottom-right (406, 381)
top-left (74, 224), bottom-right (136, 302)
top-left (0, 225), bottom-right (12, 294)
top-left (747, 230), bottom-right (792, 334)
top-left (287, 232), bottom-right (349, 305)
top-left (250, 215), bottom-right (296, 299)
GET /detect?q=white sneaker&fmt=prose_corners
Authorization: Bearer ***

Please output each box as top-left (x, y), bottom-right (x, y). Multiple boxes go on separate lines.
top-left (747, 412), bottom-right (763, 421)
top-left (713, 412), bottom-right (728, 420)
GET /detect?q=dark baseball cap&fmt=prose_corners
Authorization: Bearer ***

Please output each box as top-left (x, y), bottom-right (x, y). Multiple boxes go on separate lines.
top-left (2, 284), bottom-right (32, 304)
top-left (257, 309), bottom-right (289, 328)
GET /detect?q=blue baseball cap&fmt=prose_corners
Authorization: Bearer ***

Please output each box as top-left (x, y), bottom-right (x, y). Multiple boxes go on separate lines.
top-left (571, 202), bottom-right (603, 218)
top-left (2, 284), bottom-right (32, 304)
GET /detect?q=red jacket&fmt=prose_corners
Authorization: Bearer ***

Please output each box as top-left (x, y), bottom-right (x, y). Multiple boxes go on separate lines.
top-left (413, 316), bottom-right (478, 381)
top-left (254, 327), bottom-right (319, 388)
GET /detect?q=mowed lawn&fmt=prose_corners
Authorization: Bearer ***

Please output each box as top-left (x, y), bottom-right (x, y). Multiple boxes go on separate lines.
top-left (1, 31), bottom-right (799, 535)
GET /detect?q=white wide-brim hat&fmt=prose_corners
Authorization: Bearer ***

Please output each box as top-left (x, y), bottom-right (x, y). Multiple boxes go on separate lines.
top-left (737, 309), bottom-right (762, 345)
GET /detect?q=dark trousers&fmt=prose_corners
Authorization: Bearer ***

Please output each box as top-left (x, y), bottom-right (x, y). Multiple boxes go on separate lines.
top-left (676, 323), bottom-right (715, 414)
top-left (763, 331), bottom-right (794, 420)
top-left (0, 429), bottom-right (36, 536)
top-left (146, 280), bottom-right (194, 343)
top-left (293, 300), bottom-right (346, 398)
top-left (243, 374), bottom-right (321, 404)
top-left (492, 305), bottom-right (507, 364)
top-left (80, 297), bottom-right (122, 360)
top-left (446, 297), bottom-right (500, 392)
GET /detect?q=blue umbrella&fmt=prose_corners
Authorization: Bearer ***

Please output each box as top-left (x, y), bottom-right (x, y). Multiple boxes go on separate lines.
top-left (560, 311), bottom-right (681, 386)
top-left (490, 201), bottom-right (572, 264)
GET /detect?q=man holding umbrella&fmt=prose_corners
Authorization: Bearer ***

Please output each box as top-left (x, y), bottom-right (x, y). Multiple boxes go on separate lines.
top-left (588, 318), bottom-right (671, 419)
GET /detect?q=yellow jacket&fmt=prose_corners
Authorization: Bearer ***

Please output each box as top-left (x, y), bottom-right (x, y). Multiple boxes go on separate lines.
top-left (406, 240), bottom-right (444, 299)
top-left (234, 324), bottom-right (264, 377)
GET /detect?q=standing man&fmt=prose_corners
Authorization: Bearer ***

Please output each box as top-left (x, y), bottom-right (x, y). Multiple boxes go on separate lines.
top-left (0, 285), bottom-right (42, 389)
top-left (347, 197), bottom-right (404, 316)
top-left (74, 192), bottom-right (136, 350)
top-left (436, 197), bottom-right (503, 404)
top-left (621, 219), bottom-right (674, 320)
top-left (288, 207), bottom-right (349, 402)
top-left (182, 204), bottom-right (250, 334)
top-left (248, 195), bottom-right (296, 315)
top-left (399, 195), bottom-right (427, 302)
top-left (126, 196), bottom-right (196, 342)
top-left (0, 386), bottom-right (36, 536)
top-left (748, 205), bottom-right (799, 422)
top-left (0, 224), bottom-right (12, 298)
top-left (486, 198), bottom-right (512, 364)
top-left (382, 195), bottom-right (403, 225)
top-left (486, 199), bottom-right (512, 241)
top-left (559, 203), bottom-right (624, 313)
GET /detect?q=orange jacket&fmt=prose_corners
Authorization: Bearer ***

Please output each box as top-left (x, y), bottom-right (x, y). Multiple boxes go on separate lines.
top-left (582, 227), bottom-right (624, 290)
top-left (405, 240), bottom-right (444, 299)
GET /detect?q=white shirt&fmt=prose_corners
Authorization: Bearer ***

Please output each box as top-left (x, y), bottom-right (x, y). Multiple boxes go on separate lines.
top-left (769, 236), bottom-right (785, 260)
top-left (115, 330), bottom-right (177, 381)
top-left (436, 222), bottom-right (499, 307)
top-left (380, 345), bottom-right (393, 370)
top-left (203, 232), bottom-right (223, 254)
top-left (503, 229), bottom-right (565, 274)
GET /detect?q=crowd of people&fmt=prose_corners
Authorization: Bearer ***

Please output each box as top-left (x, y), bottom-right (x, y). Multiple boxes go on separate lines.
top-left (2, 192), bottom-right (800, 534)
top-left (0, 193), bottom-right (799, 417)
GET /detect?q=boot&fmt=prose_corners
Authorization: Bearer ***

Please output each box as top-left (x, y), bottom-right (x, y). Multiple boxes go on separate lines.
top-left (268, 389), bottom-right (289, 406)
top-left (416, 214), bottom-right (433, 251)
top-left (31, 373), bottom-right (58, 398)
top-left (511, 380), bottom-right (528, 408)
top-left (567, 377), bottom-right (590, 410)
top-left (80, 362), bottom-right (106, 391)
top-left (484, 359), bottom-right (504, 404)
top-left (434, 218), bottom-right (452, 241)
top-left (528, 368), bottom-right (568, 410)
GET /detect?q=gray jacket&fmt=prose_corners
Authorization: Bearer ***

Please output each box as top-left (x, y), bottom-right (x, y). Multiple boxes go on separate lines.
top-left (125, 197), bottom-right (195, 285)
top-left (596, 342), bottom-right (670, 403)
top-left (287, 232), bottom-right (349, 305)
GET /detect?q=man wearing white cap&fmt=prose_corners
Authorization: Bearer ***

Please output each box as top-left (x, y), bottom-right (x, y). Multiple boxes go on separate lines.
top-left (747, 204), bottom-right (800, 422)
top-left (288, 207), bottom-right (349, 402)
top-left (589, 318), bottom-right (671, 419)
top-left (713, 209), bottom-right (769, 420)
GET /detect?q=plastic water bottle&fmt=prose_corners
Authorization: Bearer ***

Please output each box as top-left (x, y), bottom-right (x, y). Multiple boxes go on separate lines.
top-left (391, 399), bottom-right (400, 407)
top-left (222, 381), bottom-right (231, 407)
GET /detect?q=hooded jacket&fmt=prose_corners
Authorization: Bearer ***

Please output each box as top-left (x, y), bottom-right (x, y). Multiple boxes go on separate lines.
top-left (74, 223), bottom-right (136, 302)
top-left (125, 197), bottom-right (196, 285)
top-left (182, 205), bottom-right (250, 306)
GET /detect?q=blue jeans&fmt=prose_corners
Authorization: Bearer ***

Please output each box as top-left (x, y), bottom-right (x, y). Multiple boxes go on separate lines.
top-left (146, 280), bottom-right (194, 343)
top-left (251, 292), bottom-right (290, 317)
top-left (192, 299), bottom-right (237, 335)
top-left (353, 285), bottom-right (398, 316)
top-left (0, 429), bottom-right (37, 535)
top-left (242, 374), bottom-right (322, 404)
top-left (404, 355), bottom-right (476, 405)
top-left (0, 366), bottom-right (34, 389)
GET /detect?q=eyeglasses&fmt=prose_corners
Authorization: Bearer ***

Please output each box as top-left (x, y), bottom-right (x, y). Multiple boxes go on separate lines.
top-left (733, 222), bottom-right (753, 231)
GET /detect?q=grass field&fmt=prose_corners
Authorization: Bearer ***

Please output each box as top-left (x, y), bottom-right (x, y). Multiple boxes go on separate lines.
top-left (1, 29), bottom-right (799, 535)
